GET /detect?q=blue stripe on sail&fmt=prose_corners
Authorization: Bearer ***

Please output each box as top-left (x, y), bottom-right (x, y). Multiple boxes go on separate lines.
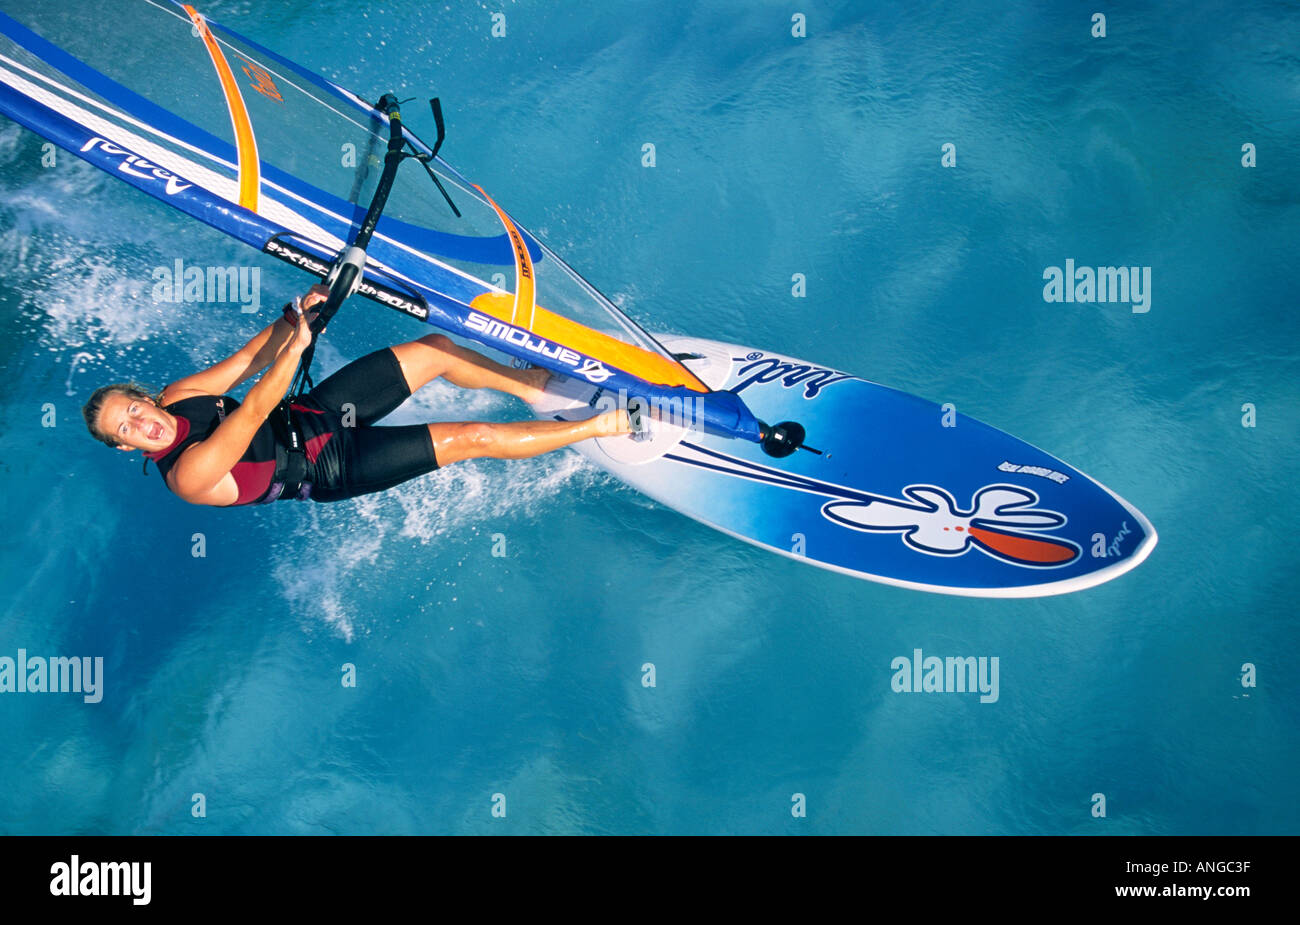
top-left (0, 8), bottom-right (520, 265)
top-left (361, 238), bottom-right (497, 307)
top-left (344, 207), bottom-right (523, 267)
top-left (0, 9), bottom-right (232, 162)
top-left (188, 3), bottom-right (543, 265)
top-left (0, 76), bottom-right (282, 250)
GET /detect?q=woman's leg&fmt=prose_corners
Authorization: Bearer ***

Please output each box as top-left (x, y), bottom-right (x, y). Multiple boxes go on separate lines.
top-left (390, 333), bottom-right (549, 403)
top-left (429, 409), bottom-right (629, 466)
top-left (305, 347), bottom-right (416, 425)
top-left (308, 334), bottom-right (550, 427)
top-left (312, 409), bottom-right (629, 502)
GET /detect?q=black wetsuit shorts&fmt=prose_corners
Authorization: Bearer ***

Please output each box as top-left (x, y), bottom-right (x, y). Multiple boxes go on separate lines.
top-left (295, 347), bottom-right (440, 502)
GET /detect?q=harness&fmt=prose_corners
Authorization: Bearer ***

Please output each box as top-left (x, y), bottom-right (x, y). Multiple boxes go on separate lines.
top-left (262, 397), bottom-right (312, 503)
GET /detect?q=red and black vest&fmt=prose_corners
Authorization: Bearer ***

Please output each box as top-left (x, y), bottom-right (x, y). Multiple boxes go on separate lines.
top-left (144, 395), bottom-right (334, 504)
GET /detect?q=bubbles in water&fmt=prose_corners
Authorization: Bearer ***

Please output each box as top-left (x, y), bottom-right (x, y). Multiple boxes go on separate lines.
top-left (267, 359), bottom-right (607, 640)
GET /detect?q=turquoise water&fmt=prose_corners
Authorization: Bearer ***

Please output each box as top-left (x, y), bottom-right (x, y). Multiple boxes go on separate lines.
top-left (1, 0), bottom-right (1297, 834)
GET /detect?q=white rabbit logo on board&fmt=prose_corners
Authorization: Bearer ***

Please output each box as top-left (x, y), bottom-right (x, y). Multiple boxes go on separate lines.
top-left (822, 483), bottom-right (1082, 568)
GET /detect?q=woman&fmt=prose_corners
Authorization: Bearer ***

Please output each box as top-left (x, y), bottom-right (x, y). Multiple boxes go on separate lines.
top-left (82, 285), bottom-right (630, 506)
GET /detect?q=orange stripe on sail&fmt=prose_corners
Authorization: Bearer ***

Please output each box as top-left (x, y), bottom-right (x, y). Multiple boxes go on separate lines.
top-left (474, 185), bottom-right (535, 329)
top-left (468, 291), bottom-right (707, 390)
top-left (471, 185), bottom-right (708, 391)
top-left (184, 5), bottom-right (259, 211)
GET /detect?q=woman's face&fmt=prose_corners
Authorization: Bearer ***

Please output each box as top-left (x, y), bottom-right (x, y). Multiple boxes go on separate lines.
top-left (98, 393), bottom-right (176, 453)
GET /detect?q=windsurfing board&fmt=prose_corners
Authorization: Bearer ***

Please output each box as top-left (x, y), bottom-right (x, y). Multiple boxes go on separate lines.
top-left (532, 337), bottom-right (1157, 597)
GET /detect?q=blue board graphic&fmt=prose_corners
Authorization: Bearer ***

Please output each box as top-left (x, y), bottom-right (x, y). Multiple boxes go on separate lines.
top-left (539, 337), bottom-right (1156, 597)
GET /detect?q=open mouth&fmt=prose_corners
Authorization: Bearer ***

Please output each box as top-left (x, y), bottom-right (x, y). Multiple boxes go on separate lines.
top-left (148, 422), bottom-right (163, 441)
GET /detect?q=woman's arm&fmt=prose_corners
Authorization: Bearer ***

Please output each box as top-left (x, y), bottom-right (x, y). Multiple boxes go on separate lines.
top-left (166, 312), bottom-right (314, 503)
top-left (161, 285), bottom-right (330, 402)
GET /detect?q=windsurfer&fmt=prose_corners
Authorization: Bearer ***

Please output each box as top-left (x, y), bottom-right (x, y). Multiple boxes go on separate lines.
top-left (81, 284), bottom-right (630, 506)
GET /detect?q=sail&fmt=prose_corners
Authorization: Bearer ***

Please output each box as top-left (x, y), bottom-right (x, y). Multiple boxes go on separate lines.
top-left (0, 0), bottom-right (764, 441)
